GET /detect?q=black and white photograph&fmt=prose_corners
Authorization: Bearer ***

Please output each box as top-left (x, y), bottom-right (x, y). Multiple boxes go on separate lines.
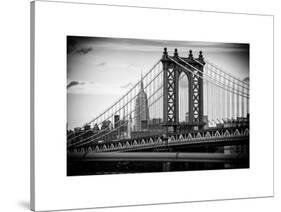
top-left (25, 0), bottom-right (276, 211)
top-left (66, 36), bottom-right (250, 176)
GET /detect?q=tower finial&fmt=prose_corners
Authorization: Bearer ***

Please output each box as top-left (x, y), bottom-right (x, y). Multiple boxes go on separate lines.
top-left (188, 50), bottom-right (193, 59)
top-left (174, 48), bottom-right (178, 57)
top-left (163, 47), bottom-right (168, 55)
top-left (199, 50), bottom-right (204, 60)
top-left (162, 47), bottom-right (168, 60)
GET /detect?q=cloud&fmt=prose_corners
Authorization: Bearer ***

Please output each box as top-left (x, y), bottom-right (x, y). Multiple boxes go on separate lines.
top-left (67, 81), bottom-right (131, 95)
top-left (68, 36), bottom-right (249, 54)
top-left (75, 47), bottom-right (93, 55)
top-left (67, 81), bottom-right (86, 89)
top-left (120, 82), bottom-right (133, 89)
top-left (97, 62), bottom-right (107, 67)
top-left (67, 36), bottom-right (94, 54)
top-left (67, 81), bottom-right (79, 89)
top-left (243, 77), bottom-right (250, 82)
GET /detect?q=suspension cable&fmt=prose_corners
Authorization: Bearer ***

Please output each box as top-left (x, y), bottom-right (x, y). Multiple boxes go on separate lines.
top-left (67, 59), bottom-right (161, 138)
top-left (174, 56), bottom-right (249, 98)
top-left (68, 62), bottom-right (163, 141)
top-left (194, 58), bottom-right (249, 91)
top-left (71, 86), bottom-right (164, 148)
top-left (205, 58), bottom-right (249, 87)
top-left (178, 57), bottom-right (248, 97)
top-left (68, 83), bottom-right (164, 148)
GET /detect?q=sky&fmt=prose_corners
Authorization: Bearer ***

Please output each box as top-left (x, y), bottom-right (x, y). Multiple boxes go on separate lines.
top-left (67, 36), bottom-right (249, 129)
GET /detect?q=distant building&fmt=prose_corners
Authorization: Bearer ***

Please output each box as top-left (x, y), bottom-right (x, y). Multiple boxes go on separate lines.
top-left (141, 120), bottom-right (148, 130)
top-left (119, 119), bottom-right (127, 132)
top-left (185, 112), bottom-right (189, 122)
top-left (101, 120), bottom-right (111, 130)
top-left (134, 75), bottom-right (150, 131)
top-left (74, 127), bottom-right (82, 132)
top-left (152, 118), bottom-right (161, 125)
top-left (114, 115), bottom-right (120, 129)
top-left (92, 123), bottom-right (100, 132)
top-left (83, 124), bottom-right (91, 131)
top-left (148, 118), bottom-right (163, 131)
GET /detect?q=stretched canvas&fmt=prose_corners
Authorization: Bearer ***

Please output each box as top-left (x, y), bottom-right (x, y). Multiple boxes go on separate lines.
top-left (30, 0), bottom-right (274, 211)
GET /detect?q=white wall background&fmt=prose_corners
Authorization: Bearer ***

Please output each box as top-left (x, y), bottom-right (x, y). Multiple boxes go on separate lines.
top-left (0, 0), bottom-right (279, 212)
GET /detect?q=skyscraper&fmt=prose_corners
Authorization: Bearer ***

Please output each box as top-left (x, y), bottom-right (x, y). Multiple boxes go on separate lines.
top-left (134, 75), bottom-right (149, 131)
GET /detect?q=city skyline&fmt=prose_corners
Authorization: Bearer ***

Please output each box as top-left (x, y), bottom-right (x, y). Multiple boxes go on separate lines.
top-left (67, 36), bottom-right (249, 129)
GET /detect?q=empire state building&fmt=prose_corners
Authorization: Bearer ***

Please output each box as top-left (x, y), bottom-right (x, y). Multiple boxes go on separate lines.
top-left (134, 76), bottom-right (149, 131)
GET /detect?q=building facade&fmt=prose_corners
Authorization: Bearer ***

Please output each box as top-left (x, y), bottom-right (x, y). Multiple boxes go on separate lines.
top-left (134, 76), bottom-right (149, 131)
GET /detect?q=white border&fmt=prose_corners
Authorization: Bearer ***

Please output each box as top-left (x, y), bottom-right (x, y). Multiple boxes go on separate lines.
top-left (31, 1), bottom-right (274, 211)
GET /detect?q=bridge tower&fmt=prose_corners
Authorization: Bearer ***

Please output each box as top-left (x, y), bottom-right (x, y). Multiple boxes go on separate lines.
top-left (161, 48), bottom-right (205, 132)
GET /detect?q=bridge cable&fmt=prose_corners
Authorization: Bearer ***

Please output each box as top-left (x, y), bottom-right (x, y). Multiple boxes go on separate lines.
top-left (174, 57), bottom-right (249, 98)
top-left (67, 62), bottom-right (163, 142)
top-left (71, 86), bottom-right (164, 148)
top-left (194, 58), bottom-right (249, 91)
top-left (205, 58), bottom-right (249, 87)
top-left (67, 59), bottom-right (161, 138)
top-left (68, 83), bottom-right (164, 148)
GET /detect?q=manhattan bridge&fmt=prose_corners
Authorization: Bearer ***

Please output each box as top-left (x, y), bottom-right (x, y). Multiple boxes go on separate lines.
top-left (67, 48), bottom-right (249, 175)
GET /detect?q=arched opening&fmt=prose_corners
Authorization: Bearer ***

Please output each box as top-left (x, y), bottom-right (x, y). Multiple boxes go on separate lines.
top-left (178, 72), bottom-right (189, 122)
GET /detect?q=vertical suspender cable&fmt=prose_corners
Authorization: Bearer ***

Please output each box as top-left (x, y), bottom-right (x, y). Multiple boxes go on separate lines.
top-left (211, 70), bottom-right (215, 122)
top-left (242, 82), bottom-right (245, 118)
top-left (212, 73), bottom-right (215, 122)
top-left (216, 74), bottom-right (220, 122)
top-left (219, 74), bottom-right (222, 121)
top-left (227, 76), bottom-right (230, 120)
top-left (205, 79), bottom-right (208, 120)
top-left (222, 74), bottom-right (226, 121)
top-left (208, 71), bottom-right (211, 122)
top-left (208, 76), bottom-right (212, 124)
top-left (245, 86), bottom-right (248, 118)
top-left (221, 74), bottom-right (224, 121)
top-left (231, 80), bottom-right (235, 120)
top-left (214, 71), bottom-right (217, 121)
top-left (236, 80), bottom-right (240, 119)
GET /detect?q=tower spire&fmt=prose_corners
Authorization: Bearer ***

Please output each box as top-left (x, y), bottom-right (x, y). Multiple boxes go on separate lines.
top-left (140, 71), bottom-right (144, 90)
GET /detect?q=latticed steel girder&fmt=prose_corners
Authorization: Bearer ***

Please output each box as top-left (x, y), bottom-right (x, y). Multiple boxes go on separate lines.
top-left (166, 65), bottom-right (177, 123)
top-left (161, 48), bottom-right (205, 131)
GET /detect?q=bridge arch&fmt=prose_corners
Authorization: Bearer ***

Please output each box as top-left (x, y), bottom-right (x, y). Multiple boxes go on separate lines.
top-left (161, 48), bottom-right (205, 132)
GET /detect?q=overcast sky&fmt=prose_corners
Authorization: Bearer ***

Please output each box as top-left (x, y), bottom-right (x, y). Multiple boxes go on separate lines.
top-left (67, 36), bottom-right (249, 129)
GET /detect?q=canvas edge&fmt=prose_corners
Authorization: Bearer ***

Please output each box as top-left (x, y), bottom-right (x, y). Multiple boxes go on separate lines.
top-left (30, 1), bottom-right (36, 211)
